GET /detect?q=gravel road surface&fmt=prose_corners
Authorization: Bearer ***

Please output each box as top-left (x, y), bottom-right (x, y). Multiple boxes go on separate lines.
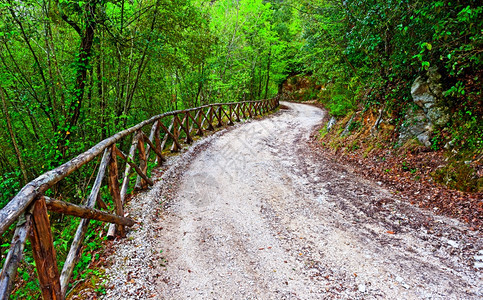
top-left (102, 102), bottom-right (482, 299)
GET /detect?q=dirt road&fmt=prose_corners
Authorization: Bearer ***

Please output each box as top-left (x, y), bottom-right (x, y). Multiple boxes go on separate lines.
top-left (103, 102), bottom-right (481, 299)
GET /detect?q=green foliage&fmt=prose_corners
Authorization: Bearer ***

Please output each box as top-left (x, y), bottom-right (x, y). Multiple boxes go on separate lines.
top-left (0, 171), bottom-right (21, 209)
top-left (348, 121), bottom-right (362, 133)
top-left (0, 0), bottom-right (291, 203)
top-left (296, 0), bottom-right (481, 155)
top-left (12, 269), bottom-right (39, 300)
top-left (319, 83), bottom-right (356, 117)
top-left (448, 110), bottom-right (483, 151)
top-left (431, 133), bottom-right (443, 151)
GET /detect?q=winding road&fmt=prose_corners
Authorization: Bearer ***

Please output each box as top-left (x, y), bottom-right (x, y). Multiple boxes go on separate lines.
top-left (102, 102), bottom-right (481, 299)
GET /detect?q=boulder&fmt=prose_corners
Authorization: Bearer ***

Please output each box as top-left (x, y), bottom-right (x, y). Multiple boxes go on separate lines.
top-left (399, 67), bottom-right (450, 147)
top-left (410, 67), bottom-right (450, 126)
top-left (399, 109), bottom-right (433, 147)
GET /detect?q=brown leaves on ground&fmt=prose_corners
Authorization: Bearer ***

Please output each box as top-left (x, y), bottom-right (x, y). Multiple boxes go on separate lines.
top-left (311, 124), bottom-right (482, 231)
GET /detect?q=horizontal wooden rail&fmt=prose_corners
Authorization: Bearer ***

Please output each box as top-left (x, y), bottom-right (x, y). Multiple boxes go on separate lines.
top-left (44, 197), bottom-right (135, 227)
top-left (0, 97), bottom-right (279, 299)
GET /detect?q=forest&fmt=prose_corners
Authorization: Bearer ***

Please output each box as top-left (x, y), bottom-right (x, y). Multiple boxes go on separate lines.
top-left (1, 0), bottom-right (482, 205)
top-left (0, 0), bottom-right (481, 297)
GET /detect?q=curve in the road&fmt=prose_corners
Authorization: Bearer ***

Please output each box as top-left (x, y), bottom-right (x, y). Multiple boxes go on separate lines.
top-left (103, 102), bottom-right (481, 300)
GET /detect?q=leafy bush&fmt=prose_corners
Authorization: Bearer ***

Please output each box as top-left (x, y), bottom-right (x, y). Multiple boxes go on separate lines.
top-left (318, 83), bottom-right (356, 117)
top-left (0, 171), bottom-right (21, 209)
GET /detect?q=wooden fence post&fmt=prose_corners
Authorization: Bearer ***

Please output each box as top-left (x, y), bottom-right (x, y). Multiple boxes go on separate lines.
top-left (29, 196), bottom-right (63, 300)
top-left (207, 107), bottom-right (214, 131)
top-left (0, 212), bottom-right (32, 299)
top-left (108, 145), bottom-right (125, 237)
top-left (216, 106), bottom-right (223, 127)
top-left (227, 105), bottom-right (234, 125)
top-left (196, 109), bottom-right (204, 135)
top-left (135, 131), bottom-right (148, 190)
top-left (234, 104), bottom-right (240, 122)
top-left (170, 116), bottom-right (180, 152)
top-left (120, 133), bottom-right (139, 204)
top-left (181, 113), bottom-right (193, 144)
top-left (60, 149), bottom-right (111, 295)
top-left (153, 121), bottom-right (165, 166)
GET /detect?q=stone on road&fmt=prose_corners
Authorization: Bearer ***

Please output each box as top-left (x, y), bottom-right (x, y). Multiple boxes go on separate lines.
top-left (103, 102), bottom-right (481, 299)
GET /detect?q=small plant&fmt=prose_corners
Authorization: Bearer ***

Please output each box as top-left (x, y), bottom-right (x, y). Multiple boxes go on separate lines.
top-left (402, 161), bottom-right (418, 174)
top-left (443, 81), bottom-right (465, 97)
top-left (431, 134), bottom-right (442, 151)
top-left (348, 120), bottom-right (362, 132)
top-left (319, 128), bottom-right (328, 139)
top-left (350, 141), bottom-right (360, 151)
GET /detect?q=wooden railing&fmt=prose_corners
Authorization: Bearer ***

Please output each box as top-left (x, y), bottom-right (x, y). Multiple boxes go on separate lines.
top-left (0, 98), bottom-right (279, 299)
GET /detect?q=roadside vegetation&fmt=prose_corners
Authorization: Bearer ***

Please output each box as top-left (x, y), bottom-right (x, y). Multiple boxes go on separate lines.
top-left (282, 0), bottom-right (481, 195)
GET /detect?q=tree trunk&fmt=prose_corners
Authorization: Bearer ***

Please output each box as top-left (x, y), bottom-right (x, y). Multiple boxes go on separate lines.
top-left (0, 88), bottom-right (28, 184)
top-left (64, 2), bottom-right (97, 152)
top-left (97, 45), bottom-right (107, 139)
top-left (264, 46), bottom-right (272, 99)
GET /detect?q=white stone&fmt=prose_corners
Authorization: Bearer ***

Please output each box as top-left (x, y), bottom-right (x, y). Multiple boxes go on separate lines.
top-left (447, 240), bottom-right (459, 248)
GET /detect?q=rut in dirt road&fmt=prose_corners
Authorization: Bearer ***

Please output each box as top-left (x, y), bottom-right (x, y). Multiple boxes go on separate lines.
top-left (103, 102), bottom-right (482, 299)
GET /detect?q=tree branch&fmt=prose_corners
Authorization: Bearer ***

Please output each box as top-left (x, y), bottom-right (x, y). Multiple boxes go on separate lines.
top-left (60, 14), bottom-right (82, 36)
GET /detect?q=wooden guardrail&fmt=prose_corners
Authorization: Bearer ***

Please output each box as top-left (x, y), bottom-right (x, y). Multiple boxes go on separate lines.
top-left (0, 98), bottom-right (279, 299)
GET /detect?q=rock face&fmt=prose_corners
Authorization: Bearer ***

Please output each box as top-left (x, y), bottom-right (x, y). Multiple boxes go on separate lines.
top-left (411, 68), bottom-right (450, 126)
top-left (399, 68), bottom-right (450, 147)
top-left (399, 109), bottom-right (433, 147)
